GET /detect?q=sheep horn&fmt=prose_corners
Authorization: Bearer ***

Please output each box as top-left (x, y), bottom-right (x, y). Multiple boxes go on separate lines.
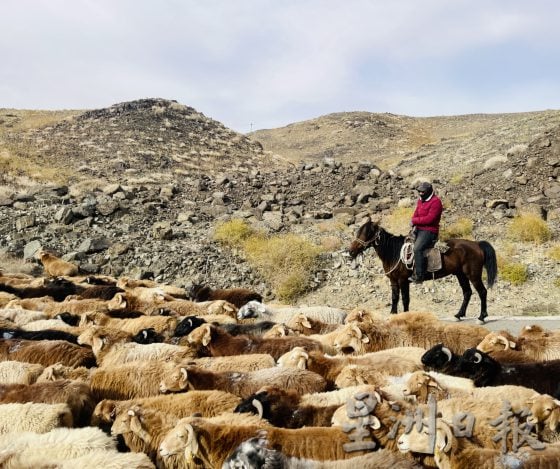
top-left (437, 420), bottom-right (454, 453)
top-left (252, 399), bottom-right (264, 419)
top-left (368, 415), bottom-right (381, 430)
top-left (473, 352), bottom-right (483, 364)
top-left (441, 347), bottom-right (452, 362)
top-left (496, 335), bottom-right (510, 350)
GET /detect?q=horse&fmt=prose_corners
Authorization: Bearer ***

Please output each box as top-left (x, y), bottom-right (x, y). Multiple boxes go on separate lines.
top-left (348, 218), bottom-right (498, 323)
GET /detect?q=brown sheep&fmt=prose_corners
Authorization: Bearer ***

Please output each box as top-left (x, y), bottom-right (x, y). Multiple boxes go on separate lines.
top-left (186, 323), bottom-right (324, 360)
top-left (116, 276), bottom-right (188, 298)
top-left (286, 313), bottom-right (340, 335)
top-left (189, 283), bottom-right (262, 308)
top-left (159, 364), bottom-right (327, 398)
top-left (0, 339), bottom-right (96, 368)
top-left (36, 363), bottom-right (91, 382)
top-left (159, 416), bottom-right (368, 468)
top-left (0, 379), bottom-right (94, 426)
top-left (92, 390), bottom-right (241, 431)
top-left (79, 312), bottom-right (177, 336)
top-left (95, 340), bottom-right (196, 368)
top-left (478, 330), bottom-right (560, 362)
top-left (36, 249), bottom-right (79, 277)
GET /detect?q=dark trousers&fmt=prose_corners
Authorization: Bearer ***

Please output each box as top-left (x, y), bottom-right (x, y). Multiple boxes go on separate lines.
top-left (413, 229), bottom-right (437, 279)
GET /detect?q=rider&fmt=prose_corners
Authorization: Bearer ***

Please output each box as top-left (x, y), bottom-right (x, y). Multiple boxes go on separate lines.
top-left (409, 181), bottom-right (443, 284)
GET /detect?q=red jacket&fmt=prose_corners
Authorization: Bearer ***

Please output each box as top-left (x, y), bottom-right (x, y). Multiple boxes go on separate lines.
top-left (412, 194), bottom-right (443, 234)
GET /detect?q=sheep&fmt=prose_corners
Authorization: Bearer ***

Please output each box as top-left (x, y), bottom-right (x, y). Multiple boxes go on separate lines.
top-left (0, 308), bottom-right (48, 324)
top-left (89, 360), bottom-right (179, 401)
top-left (91, 390), bottom-right (241, 432)
top-left (234, 386), bottom-right (342, 428)
top-left (458, 348), bottom-right (560, 397)
top-left (262, 323), bottom-right (298, 338)
top-left (344, 308), bottom-right (386, 324)
top-left (158, 416), bottom-right (367, 468)
top-left (5, 296), bottom-right (56, 312)
top-left (223, 436), bottom-right (423, 469)
top-left (0, 379), bottom-right (94, 426)
top-left (189, 283), bottom-right (262, 308)
top-left (0, 279), bottom-right (78, 302)
top-left (0, 360), bottom-right (45, 384)
top-left (186, 323), bottom-right (324, 360)
top-left (0, 426), bottom-right (119, 469)
top-left (43, 298), bottom-right (112, 316)
top-left (332, 322), bottom-right (407, 354)
top-left (0, 339), bottom-right (96, 368)
top-left (54, 450), bottom-right (155, 469)
top-left (36, 249), bottom-right (79, 277)
top-left (36, 362), bottom-right (92, 382)
top-left (77, 325), bottom-right (134, 349)
top-left (174, 316), bottom-right (274, 338)
top-left (0, 326), bottom-right (79, 343)
top-left (79, 312), bottom-right (178, 335)
top-left (184, 353), bottom-right (276, 373)
top-left (476, 331), bottom-right (536, 363)
top-left (515, 326), bottom-right (560, 361)
top-left (117, 276), bottom-right (187, 298)
top-left (526, 394), bottom-right (560, 441)
top-left (159, 364), bottom-right (327, 398)
top-left (20, 318), bottom-right (83, 334)
top-left (286, 313), bottom-right (341, 335)
top-left (276, 347), bottom-right (423, 388)
top-left (105, 291), bottom-right (175, 315)
top-left (145, 299), bottom-right (239, 318)
top-left (95, 340), bottom-right (197, 368)
top-left (238, 300), bottom-right (347, 324)
top-left (131, 327), bottom-right (165, 344)
top-left (0, 402), bottom-right (73, 434)
top-left (110, 404), bottom-right (183, 467)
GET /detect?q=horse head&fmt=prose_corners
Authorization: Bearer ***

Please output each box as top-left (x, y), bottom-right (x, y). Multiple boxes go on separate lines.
top-left (348, 216), bottom-right (380, 258)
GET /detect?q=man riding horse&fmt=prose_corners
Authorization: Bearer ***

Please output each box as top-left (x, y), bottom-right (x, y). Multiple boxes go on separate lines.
top-left (410, 181), bottom-right (443, 284)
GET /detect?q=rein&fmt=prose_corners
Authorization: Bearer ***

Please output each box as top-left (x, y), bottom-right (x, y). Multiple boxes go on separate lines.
top-left (354, 230), bottom-right (412, 276)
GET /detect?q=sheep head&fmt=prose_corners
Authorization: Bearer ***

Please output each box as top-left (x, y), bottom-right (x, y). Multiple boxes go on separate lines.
top-left (477, 332), bottom-right (516, 353)
top-left (111, 405), bottom-right (142, 436)
top-left (333, 323), bottom-right (369, 354)
top-left (276, 347), bottom-right (308, 369)
top-left (91, 399), bottom-right (119, 427)
top-left (107, 292), bottom-right (127, 311)
top-left (206, 300), bottom-right (237, 316)
top-left (187, 323), bottom-right (213, 347)
top-left (519, 324), bottom-right (549, 338)
top-left (526, 394), bottom-right (560, 432)
top-left (398, 419), bottom-right (454, 455)
top-left (237, 300), bottom-right (265, 320)
top-left (160, 366), bottom-right (189, 393)
top-left (402, 371), bottom-right (443, 403)
top-left (160, 419), bottom-right (202, 465)
top-left (286, 313), bottom-right (312, 333)
top-left (421, 344), bottom-right (454, 369)
top-left (335, 365), bottom-right (387, 388)
top-left (262, 324), bottom-right (292, 338)
top-left (40, 362), bottom-right (65, 381)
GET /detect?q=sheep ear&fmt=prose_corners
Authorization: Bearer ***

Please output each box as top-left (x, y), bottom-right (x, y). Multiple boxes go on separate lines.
top-left (351, 324), bottom-right (362, 338)
top-left (361, 334), bottom-right (370, 344)
top-left (184, 424), bottom-right (199, 458)
top-left (302, 317), bottom-right (312, 329)
top-left (296, 357), bottom-right (307, 370)
top-left (201, 325), bottom-right (212, 346)
top-left (180, 367), bottom-right (188, 383)
top-left (549, 408), bottom-right (560, 432)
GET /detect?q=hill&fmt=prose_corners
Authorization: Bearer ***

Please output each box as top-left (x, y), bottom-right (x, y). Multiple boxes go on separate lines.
top-left (1, 99), bottom-right (559, 319)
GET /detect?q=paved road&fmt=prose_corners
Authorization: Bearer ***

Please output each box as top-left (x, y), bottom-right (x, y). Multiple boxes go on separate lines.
top-left (440, 315), bottom-right (560, 335)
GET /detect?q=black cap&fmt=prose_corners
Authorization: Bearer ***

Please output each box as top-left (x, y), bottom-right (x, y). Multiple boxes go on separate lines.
top-left (416, 182), bottom-right (432, 192)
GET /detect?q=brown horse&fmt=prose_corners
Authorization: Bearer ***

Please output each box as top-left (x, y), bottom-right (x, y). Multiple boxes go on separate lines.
top-left (348, 218), bottom-right (498, 323)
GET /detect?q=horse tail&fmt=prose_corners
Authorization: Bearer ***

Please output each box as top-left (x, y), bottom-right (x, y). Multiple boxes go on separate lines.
top-left (478, 241), bottom-right (498, 288)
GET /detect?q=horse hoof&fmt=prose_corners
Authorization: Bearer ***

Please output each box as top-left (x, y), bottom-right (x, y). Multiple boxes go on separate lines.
top-left (453, 316), bottom-right (462, 322)
top-left (453, 313), bottom-right (464, 322)
top-left (477, 316), bottom-right (487, 325)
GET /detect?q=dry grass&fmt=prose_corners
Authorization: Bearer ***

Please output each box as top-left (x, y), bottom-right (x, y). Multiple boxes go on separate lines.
top-left (0, 252), bottom-right (36, 275)
top-left (508, 213), bottom-right (552, 243)
top-left (546, 244), bottom-right (560, 261)
top-left (383, 206), bottom-right (414, 236)
top-left (497, 254), bottom-right (528, 285)
top-left (440, 217), bottom-right (474, 240)
top-left (213, 219), bottom-right (256, 248)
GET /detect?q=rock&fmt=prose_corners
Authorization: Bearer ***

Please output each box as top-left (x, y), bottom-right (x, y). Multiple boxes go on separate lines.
top-left (23, 240), bottom-right (42, 260)
top-left (79, 237), bottom-right (111, 253)
top-left (103, 184), bottom-right (122, 195)
top-left (15, 215), bottom-right (36, 231)
top-left (151, 221), bottom-right (173, 240)
top-left (96, 200), bottom-right (120, 216)
top-left (55, 207), bottom-right (74, 224)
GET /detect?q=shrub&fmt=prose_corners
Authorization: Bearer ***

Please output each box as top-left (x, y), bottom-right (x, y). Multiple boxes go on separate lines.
top-left (244, 234), bottom-right (323, 302)
top-left (440, 217), bottom-right (474, 240)
top-left (497, 256), bottom-right (528, 286)
top-left (449, 173), bottom-right (464, 185)
top-left (554, 277), bottom-right (560, 288)
top-left (547, 244), bottom-right (560, 261)
top-left (508, 213), bottom-right (552, 243)
top-left (213, 219), bottom-right (255, 248)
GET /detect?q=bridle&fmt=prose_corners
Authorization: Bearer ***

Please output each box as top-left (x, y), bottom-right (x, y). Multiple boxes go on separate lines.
top-left (353, 229), bottom-right (380, 248)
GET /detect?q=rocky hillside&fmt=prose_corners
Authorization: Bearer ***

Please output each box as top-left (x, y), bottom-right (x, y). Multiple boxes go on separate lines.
top-left (1, 99), bottom-right (559, 318)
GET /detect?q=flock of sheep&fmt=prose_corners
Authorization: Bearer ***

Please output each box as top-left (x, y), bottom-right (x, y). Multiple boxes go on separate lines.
top-left (0, 249), bottom-right (559, 468)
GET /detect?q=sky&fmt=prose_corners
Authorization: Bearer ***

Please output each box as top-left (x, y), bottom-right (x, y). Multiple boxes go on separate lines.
top-left (1, 1), bottom-right (560, 133)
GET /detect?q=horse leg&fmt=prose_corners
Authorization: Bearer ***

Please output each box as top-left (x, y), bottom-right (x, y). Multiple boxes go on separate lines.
top-left (400, 280), bottom-right (410, 312)
top-left (454, 273), bottom-right (472, 320)
top-left (390, 280), bottom-right (400, 314)
top-left (471, 277), bottom-right (488, 323)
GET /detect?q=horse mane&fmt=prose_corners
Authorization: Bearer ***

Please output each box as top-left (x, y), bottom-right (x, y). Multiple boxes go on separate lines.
top-left (374, 224), bottom-right (405, 264)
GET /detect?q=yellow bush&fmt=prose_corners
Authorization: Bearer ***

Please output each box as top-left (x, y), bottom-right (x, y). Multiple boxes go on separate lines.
top-left (213, 219), bottom-right (255, 248)
top-left (244, 233), bottom-right (323, 302)
top-left (554, 277), bottom-right (560, 288)
top-left (320, 236), bottom-right (343, 252)
top-left (449, 173), bottom-right (464, 185)
top-left (498, 258), bottom-right (528, 286)
top-left (440, 217), bottom-right (474, 240)
top-left (547, 244), bottom-right (560, 261)
top-left (508, 213), bottom-right (552, 243)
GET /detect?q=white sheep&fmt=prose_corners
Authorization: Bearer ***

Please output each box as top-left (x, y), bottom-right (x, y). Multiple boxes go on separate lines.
top-left (0, 308), bottom-right (48, 325)
top-left (0, 361), bottom-right (45, 385)
top-left (0, 402), bottom-right (73, 434)
top-left (238, 301), bottom-right (347, 324)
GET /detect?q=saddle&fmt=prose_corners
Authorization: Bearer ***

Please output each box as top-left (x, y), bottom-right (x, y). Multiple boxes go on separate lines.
top-left (425, 241), bottom-right (450, 272)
